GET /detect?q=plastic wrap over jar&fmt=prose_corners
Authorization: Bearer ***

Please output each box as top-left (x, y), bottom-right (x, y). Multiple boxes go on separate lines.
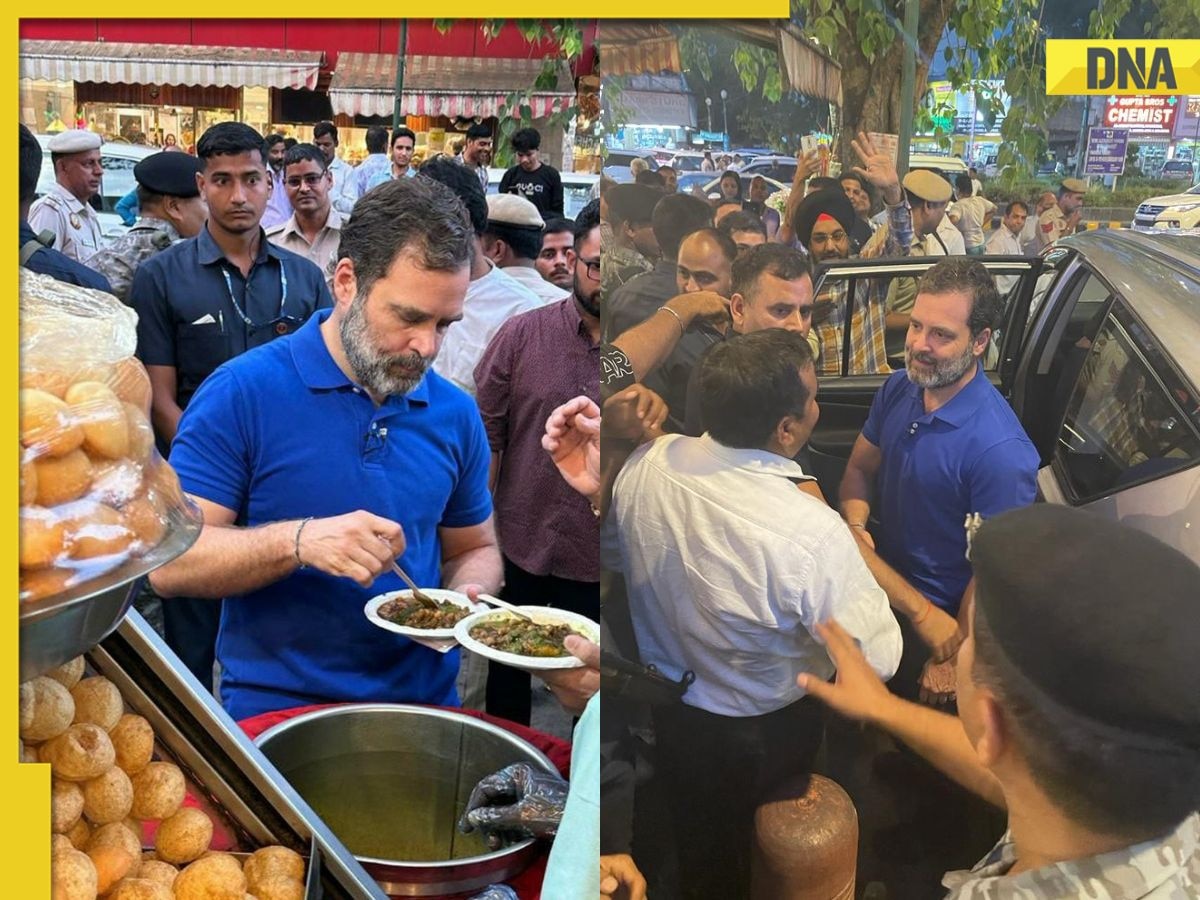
top-left (18, 270), bottom-right (201, 604)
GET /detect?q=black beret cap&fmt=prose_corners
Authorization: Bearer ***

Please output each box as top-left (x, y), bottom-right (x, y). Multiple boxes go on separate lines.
top-left (134, 152), bottom-right (204, 198)
top-left (607, 184), bottom-right (660, 227)
top-left (972, 504), bottom-right (1200, 749)
top-left (792, 187), bottom-right (856, 248)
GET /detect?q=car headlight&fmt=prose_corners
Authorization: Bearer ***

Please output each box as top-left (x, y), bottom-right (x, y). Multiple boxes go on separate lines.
top-left (1168, 203), bottom-right (1200, 213)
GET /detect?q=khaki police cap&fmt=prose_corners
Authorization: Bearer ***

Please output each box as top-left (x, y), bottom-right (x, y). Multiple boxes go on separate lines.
top-left (1060, 177), bottom-right (1088, 195)
top-left (902, 169), bottom-right (953, 203)
top-left (486, 193), bottom-right (545, 230)
top-left (47, 129), bottom-right (102, 154)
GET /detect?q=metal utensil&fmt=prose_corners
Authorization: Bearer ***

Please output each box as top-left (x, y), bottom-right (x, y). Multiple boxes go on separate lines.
top-left (390, 563), bottom-right (440, 611)
top-left (477, 593), bottom-right (536, 622)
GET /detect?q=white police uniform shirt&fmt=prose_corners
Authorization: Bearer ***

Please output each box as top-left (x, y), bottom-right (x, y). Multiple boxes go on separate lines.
top-left (28, 183), bottom-right (105, 263)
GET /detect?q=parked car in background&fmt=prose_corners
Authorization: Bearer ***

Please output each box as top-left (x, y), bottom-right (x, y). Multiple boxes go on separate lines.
top-left (668, 150), bottom-right (708, 172)
top-left (674, 171), bottom-right (714, 195)
top-left (486, 168), bottom-right (599, 220)
top-left (1131, 182), bottom-right (1200, 232)
top-left (701, 173), bottom-right (789, 200)
top-left (737, 155), bottom-right (798, 183)
top-left (602, 149), bottom-right (659, 183)
top-left (805, 231), bottom-right (1200, 565)
top-left (34, 135), bottom-right (158, 242)
top-left (1160, 159), bottom-right (1196, 182)
top-left (907, 152), bottom-right (970, 186)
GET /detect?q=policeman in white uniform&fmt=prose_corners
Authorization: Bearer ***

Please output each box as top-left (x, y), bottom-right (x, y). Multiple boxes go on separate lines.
top-left (29, 129), bottom-right (106, 264)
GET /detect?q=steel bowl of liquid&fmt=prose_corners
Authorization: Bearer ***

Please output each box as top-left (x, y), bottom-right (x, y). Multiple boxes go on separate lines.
top-left (254, 704), bottom-right (557, 898)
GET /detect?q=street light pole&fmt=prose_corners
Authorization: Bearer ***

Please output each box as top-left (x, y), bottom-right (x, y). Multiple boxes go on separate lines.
top-left (705, 96), bottom-right (713, 137)
top-left (720, 89), bottom-right (729, 151)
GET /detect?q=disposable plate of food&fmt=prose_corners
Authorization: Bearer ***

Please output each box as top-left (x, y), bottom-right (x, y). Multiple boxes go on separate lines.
top-left (453, 607), bottom-right (600, 672)
top-left (364, 589), bottom-right (486, 653)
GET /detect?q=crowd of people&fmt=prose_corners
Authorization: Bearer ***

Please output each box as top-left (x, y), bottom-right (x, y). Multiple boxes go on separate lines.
top-left (20, 117), bottom-right (600, 898)
top-left (596, 132), bottom-right (1199, 900)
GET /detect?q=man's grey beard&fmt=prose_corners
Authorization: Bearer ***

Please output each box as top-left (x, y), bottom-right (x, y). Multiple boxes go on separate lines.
top-left (340, 294), bottom-right (431, 397)
top-left (905, 340), bottom-right (976, 389)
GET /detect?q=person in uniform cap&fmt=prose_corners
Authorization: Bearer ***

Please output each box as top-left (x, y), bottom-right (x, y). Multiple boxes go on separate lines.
top-left (28, 128), bottom-right (106, 264)
top-left (870, 168), bottom-right (968, 363)
top-left (481, 193), bottom-right (568, 304)
top-left (1036, 177), bottom-right (1087, 251)
top-left (602, 184), bottom-right (659, 296)
top-left (799, 504), bottom-right (1200, 899)
top-left (89, 151), bottom-right (208, 303)
top-left (18, 124), bottom-right (111, 291)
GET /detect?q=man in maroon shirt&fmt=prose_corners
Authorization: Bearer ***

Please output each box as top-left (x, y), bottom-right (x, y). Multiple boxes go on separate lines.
top-left (474, 200), bottom-right (602, 724)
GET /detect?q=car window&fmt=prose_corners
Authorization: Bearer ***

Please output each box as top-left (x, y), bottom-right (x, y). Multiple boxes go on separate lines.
top-left (564, 183), bottom-right (593, 219)
top-left (1054, 302), bottom-right (1200, 502)
top-left (812, 260), bottom-right (1038, 378)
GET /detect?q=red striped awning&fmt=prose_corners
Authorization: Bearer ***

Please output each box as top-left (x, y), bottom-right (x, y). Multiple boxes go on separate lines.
top-left (19, 39), bottom-right (323, 90)
top-left (329, 53), bottom-right (574, 119)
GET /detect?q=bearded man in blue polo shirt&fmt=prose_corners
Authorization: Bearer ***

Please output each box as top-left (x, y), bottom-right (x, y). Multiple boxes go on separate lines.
top-left (149, 176), bottom-right (502, 720)
top-left (839, 256), bottom-right (1038, 700)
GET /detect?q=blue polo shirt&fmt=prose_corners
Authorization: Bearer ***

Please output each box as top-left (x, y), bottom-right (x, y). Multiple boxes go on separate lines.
top-left (169, 309), bottom-right (493, 720)
top-left (863, 364), bottom-right (1038, 614)
top-left (131, 225), bottom-right (332, 410)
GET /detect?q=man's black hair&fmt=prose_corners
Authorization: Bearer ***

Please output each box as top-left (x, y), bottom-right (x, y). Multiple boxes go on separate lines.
top-left (484, 222), bottom-right (542, 261)
top-left (718, 210), bottom-right (768, 240)
top-left (731, 242), bottom-right (811, 300)
top-left (313, 121), bottom-right (339, 143)
top-left (418, 156), bottom-right (488, 236)
top-left (699, 329), bottom-right (815, 449)
top-left (283, 142), bottom-right (328, 173)
top-left (542, 215), bottom-right (574, 236)
top-left (511, 127), bottom-right (541, 153)
top-left (392, 127), bottom-right (416, 146)
top-left (636, 170), bottom-right (666, 189)
top-left (574, 198), bottom-right (601, 250)
top-left (651, 194), bottom-right (713, 261)
top-left (466, 123), bottom-right (492, 142)
top-left (365, 125), bottom-right (389, 154)
top-left (196, 122), bottom-right (268, 167)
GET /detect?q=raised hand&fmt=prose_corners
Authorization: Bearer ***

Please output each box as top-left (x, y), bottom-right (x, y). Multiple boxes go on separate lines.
top-left (850, 131), bottom-right (902, 205)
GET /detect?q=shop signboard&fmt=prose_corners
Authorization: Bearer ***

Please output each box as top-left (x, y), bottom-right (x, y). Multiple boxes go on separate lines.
top-left (1102, 95), bottom-right (1180, 133)
top-left (1084, 127), bottom-right (1128, 175)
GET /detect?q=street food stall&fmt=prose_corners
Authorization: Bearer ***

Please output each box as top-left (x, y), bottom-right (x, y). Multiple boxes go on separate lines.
top-left (17, 271), bottom-right (575, 899)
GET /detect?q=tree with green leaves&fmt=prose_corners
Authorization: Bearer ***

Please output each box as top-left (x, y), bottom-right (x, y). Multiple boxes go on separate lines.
top-left (761, 1), bottom-right (1198, 178)
top-left (432, 20), bottom-right (586, 168)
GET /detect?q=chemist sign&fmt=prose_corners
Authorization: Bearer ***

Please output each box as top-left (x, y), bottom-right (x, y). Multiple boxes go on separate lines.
top-left (1102, 95), bottom-right (1180, 133)
top-left (1084, 127), bottom-right (1128, 175)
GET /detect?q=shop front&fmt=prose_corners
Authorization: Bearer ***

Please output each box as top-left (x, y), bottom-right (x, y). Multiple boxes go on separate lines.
top-left (19, 39), bottom-right (322, 149)
top-left (328, 52), bottom-right (577, 168)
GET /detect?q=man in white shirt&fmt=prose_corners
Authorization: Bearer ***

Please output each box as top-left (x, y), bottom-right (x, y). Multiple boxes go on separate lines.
top-left (312, 121), bottom-right (357, 216)
top-left (420, 158), bottom-right (541, 396)
top-left (951, 174), bottom-right (996, 255)
top-left (612, 328), bottom-right (902, 900)
top-left (1020, 191), bottom-right (1057, 255)
top-left (986, 201), bottom-right (1029, 295)
top-left (986, 201), bottom-right (1027, 257)
top-left (481, 193), bottom-right (570, 304)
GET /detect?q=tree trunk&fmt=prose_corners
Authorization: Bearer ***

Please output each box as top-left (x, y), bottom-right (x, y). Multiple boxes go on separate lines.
top-left (834, 0), bottom-right (955, 172)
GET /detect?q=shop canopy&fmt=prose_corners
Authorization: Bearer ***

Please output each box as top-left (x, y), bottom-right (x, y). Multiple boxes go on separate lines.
top-left (329, 53), bottom-right (575, 119)
top-left (19, 39), bottom-right (323, 91)
top-left (598, 23), bottom-right (842, 107)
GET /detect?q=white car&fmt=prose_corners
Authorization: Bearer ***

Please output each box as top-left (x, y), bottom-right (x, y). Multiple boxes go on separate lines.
top-left (1131, 183), bottom-right (1200, 232)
